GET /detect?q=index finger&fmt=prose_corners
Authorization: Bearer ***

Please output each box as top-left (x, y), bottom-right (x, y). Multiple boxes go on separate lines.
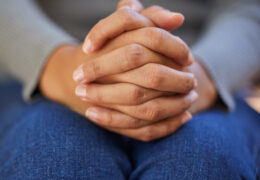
top-left (101, 27), bottom-right (194, 66)
top-left (82, 8), bottom-right (153, 54)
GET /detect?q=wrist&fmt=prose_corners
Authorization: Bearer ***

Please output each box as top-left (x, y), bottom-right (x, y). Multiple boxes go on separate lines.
top-left (39, 44), bottom-right (78, 101)
top-left (39, 43), bottom-right (93, 115)
top-left (189, 59), bottom-right (217, 113)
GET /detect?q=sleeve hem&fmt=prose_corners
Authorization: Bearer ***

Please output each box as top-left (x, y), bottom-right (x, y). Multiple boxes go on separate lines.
top-left (192, 51), bottom-right (235, 112)
top-left (22, 38), bottom-right (79, 103)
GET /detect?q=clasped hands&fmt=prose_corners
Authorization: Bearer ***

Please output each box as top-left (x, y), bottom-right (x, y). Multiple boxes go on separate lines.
top-left (40, 0), bottom-right (217, 142)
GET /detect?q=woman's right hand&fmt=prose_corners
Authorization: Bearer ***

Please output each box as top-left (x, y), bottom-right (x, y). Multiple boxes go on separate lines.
top-left (40, 4), bottom-right (197, 141)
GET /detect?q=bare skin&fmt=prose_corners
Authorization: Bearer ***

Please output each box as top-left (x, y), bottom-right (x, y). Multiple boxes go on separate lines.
top-left (40, 0), bottom-right (217, 142)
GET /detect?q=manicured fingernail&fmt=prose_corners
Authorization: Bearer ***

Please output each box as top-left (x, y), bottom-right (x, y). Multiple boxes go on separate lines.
top-left (191, 91), bottom-right (199, 102)
top-left (75, 85), bottom-right (86, 97)
top-left (80, 97), bottom-right (91, 102)
top-left (182, 112), bottom-right (192, 123)
top-left (86, 108), bottom-right (98, 121)
top-left (194, 78), bottom-right (198, 88)
top-left (82, 39), bottom-right (94, 54)
top-left (171, 12), bottom-right (184, 18)
top-left (73, 67), bottom-right (84, 82)
top-left (119, 5), bottom-right (131, 10)
top-left (168, 12), bottom-right (178, 17)
top-left (188, 52), bottom-right (195, 64)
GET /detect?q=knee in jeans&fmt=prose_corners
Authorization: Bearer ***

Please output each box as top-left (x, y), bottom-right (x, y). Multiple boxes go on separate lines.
top-left (12, 100), bottom-right (108, 153)
top-left (165, 113), bottom-right (255, 178)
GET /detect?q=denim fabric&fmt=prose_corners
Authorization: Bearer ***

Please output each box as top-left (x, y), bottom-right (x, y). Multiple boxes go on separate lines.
top-left (0, 82), bottom-right (259, 180)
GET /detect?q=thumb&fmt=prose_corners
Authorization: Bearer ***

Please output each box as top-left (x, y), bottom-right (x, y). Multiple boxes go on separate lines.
top-left (117, 0), bottom-right (144, 12)
top-left (142, 6), bottom-right (185, 31)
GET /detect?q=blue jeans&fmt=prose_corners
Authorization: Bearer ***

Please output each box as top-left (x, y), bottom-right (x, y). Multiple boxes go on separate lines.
top-left (0, 83), bottom-right (259, 180)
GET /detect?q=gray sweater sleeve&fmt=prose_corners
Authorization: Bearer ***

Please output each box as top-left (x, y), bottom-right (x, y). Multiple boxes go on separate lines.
top-left (0, 0), bottom-right (77, 101)
top-left (192, 1), bottom-right (260, 111)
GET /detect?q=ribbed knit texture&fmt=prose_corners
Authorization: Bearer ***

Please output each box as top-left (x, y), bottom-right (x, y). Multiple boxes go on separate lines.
top-left (0, 0), bottom-right (77, 101)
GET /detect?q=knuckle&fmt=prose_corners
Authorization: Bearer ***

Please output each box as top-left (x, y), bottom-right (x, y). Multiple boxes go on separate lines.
top-left (88, 60), bottom-right (101, 80)
top-left (124, 44), bottom-right (144, 68)
top-left (129, 118), bottom-right (143, 129)
top-left (117, 7), bottom-right (135, 24)
top-left (149, 74), bottom-right (163, 88)
top-left (141, 128), bottom-right (155, 142)
top-left (141, 104), bottom-right (160, 121)
top-left (129, 86), bottom-right (145, 103)
top-left (182, 73), bottom-right (195, 92)
top-left (145, 27), bottom-right (165, 48)
top-left (145, 64), bottom-right (163, 87)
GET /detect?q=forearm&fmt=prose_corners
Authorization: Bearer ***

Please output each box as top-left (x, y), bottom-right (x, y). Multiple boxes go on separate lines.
top-left (192, 1), bottom-right (260, 111)
top-left (0, 0), bottom-right (77, 101)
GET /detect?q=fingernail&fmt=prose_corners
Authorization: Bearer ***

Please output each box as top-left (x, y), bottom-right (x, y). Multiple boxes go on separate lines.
top-left (73, 67), bottom-right (84, 82)
top-left (171, 12), bottom-right (184, 18)
top-left (120, 5), bottom-right (131, 10)
top-left (188, 52), bottom-right (195, 64)
top-left (86, 108), bottom-right (99, 121)
top-left (80, 97), bottom-right (92, 102)
top-left (190, 91), bottom-right (199, 102)
top-left (182, 112), bottom-right (192, 123)
top-left (82, 39), bottom-right (94, 54)
top-left (194, 78), bottom-right (198, 88)
top-left (168, 12), bottom-right (179, 17)
top-left (75, 85), bottom-right (86, 97)
top-left (131, 5), bottom-right (141, 12)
